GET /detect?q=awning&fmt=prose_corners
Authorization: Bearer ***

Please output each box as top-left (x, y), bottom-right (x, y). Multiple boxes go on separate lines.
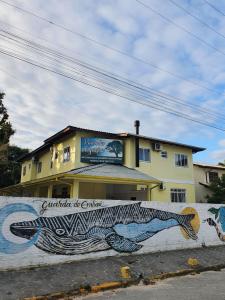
top-left (66, 164), bottom-right (160, 184)
top-left (0, 164), bottom-right (160, 195)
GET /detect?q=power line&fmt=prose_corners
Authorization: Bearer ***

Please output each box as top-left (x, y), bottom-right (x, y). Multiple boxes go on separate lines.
top-left (2, 16), bottom-right (225, 102)
top-left (0, 18), bottom-right (107, 71)
top-left (0, 0), bottom-right (223, 96)
top-left (0, 64), bottom-right (80, 108)
top-left (0, 46), bottom-right (223, 132)
top-left (0, 35), bottom-right (225, 132)
top-left (168, 0), bottom-right (225, 41)
top-left (0, 35), bottom-right (196, 117)
top-left (3, 17), bottom-right (225, 124)
top-left (1, 27), bottom-right (225, 121)
top-left (1, 27), bottom-right (224, 126)
top-left (136, 0), bottom-right (225, 57)
top-left (203, 0), bottom-right (225, 17)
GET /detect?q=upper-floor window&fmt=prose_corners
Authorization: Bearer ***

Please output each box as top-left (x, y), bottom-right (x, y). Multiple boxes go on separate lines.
top-left (207, 171), bottom-right (219, 183)
top-left (139, 148), bottom-right (150, 162)
top-left (161, 151), bottom-right (168, 159)
top-left (175, 154), bottom-right (188, 167)
top-left (171, 188), bottom-right (186, 202)
top-left (37, 161), bottom-right (42, 173)
top-left (23, 166), bottom-right (26, 176)
top-left (63, 146), bottom-right (70, 162)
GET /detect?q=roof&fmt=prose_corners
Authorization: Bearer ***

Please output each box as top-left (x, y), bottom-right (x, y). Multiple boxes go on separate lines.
top-left (67, 164), bottom-right (160, 183)
top-left (18, 126), bottom-right (121, 162)
top-left (0, 164), bottom-right (160, 193)
top-left (19, 125), bottom-right (205, 162)
top-left (194, 163), bottom-right (225, 170)
top-left (44, 126), bottom-right (119, 143)
top-left (120, 133), bottom-right (205, 153)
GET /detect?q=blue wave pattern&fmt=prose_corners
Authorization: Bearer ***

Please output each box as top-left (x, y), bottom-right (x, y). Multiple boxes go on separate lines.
top-left (114, 218), bottom-right (178, 240)
top-left (0, 203), bottom-right (39, 254)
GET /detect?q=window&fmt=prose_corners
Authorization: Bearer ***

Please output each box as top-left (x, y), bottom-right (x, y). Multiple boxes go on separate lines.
top-left (208, 171), bottom-right (219, 183)
top-left (50, 160), bottom-right (53, 169)
top-left (171, 189), bottom-right (186, 202)
top-left (175, 154), bottom-right (188, 167)
top-left (55, 152), bottom-right (58, 159)
top-left (139, 148), bottom-right (150, 162)
top-left (161, 151), bottom-right (168, 158)
top-left (37, 161), bottom-right (42, 173)
top-left (23, 166), bottom-right (26, 176)
top-left (63, 146), bottom-right (70, 162)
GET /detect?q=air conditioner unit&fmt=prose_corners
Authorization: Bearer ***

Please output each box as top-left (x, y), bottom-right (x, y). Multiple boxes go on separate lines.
top-left (136, 185), bottom-right (146, 191)
top-left (152, 142), bottom-right (163, 151)
top-left (159, 182), bottom-right (166, 191)
top-left (140, 187), bottom-right (147, 191)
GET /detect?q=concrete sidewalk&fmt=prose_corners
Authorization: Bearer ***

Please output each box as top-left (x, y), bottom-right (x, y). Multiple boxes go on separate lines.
top-left (1, 245), bottom-right (225, 300)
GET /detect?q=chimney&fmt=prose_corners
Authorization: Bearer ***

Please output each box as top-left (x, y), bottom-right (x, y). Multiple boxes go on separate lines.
top-left (134, 120), bottom-right (140, 167)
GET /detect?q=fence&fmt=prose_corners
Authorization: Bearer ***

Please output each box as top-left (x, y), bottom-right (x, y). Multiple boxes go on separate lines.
top-left (0, 196), bottom-right (224, 270)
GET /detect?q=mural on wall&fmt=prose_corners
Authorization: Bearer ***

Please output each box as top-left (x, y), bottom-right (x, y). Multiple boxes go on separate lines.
top-left (179, 207), bottom-right (200, 240)
top-left (0, 203), bottom-right (40, 254)
top-left (205, 207), bottom-right (225, 242)
top-left (0, 202), bottom-right (200, 255)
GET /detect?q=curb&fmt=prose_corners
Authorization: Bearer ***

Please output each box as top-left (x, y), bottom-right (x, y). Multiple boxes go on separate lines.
top-left (23, 264), bottom-right (225, 300)
top-left (23, 281), bottom-right (134, 300)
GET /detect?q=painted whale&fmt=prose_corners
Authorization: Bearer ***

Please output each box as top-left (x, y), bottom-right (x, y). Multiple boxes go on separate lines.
top-left (205, 207), bottom-right (225, 242)
top-left (10, 202), bottom-right (198, 255)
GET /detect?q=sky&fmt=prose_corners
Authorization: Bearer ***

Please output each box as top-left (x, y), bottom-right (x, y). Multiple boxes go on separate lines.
top-left (0, 0), bottom-right (225, 163)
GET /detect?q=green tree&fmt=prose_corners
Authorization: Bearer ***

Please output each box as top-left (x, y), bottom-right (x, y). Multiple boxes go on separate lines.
top-left (106, 141), bottom-right (123, 157)
top-left (207, 174), bottom-right (225, 204)
top-left (0, 92), bottom-right (28, 187)
top-left (0, 92), bottom-right (15, 144)
top-left (0, 145), bottom-right (29, 188)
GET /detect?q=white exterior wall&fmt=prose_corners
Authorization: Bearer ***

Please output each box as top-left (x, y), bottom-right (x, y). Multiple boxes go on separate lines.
top-left (0, 196), bottom-right (225, 270)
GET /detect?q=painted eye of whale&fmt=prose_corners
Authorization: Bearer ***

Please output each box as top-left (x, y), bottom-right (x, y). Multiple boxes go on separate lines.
top-left (55, 228), bottom-right (65, 235)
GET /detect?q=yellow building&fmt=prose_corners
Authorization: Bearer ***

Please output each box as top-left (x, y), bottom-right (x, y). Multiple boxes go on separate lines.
top-left (1, 125), bottom-right (205, 202)
top-left (194, 163), bottom-right (225, 203)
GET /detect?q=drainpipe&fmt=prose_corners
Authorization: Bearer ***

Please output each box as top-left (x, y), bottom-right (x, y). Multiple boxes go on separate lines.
top-left (134, 120), bottom-right (140, 167)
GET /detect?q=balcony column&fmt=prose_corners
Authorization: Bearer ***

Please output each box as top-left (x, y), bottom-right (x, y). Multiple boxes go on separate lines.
top-left (34, 186), bottom-right (40, 197)
top-left (47, 184), bottom-right (53, 198)
top-left (71, 180), bottom-right (79, 199)
top-left (147, 185), bottom-right (151, 201)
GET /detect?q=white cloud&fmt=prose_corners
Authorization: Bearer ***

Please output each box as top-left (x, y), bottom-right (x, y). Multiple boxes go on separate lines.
top-left (219, 139), bottom-right (225, 147)
top-left (210, 139), bottom-right (225, 162)
top-left (211, 149), bottom-right (225, 162)
top-left (0, 0), bottom-right (224, 157)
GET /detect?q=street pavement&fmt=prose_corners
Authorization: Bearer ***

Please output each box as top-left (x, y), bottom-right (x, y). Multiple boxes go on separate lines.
top-left (75, 269), bottom-right (225, 300)
top-left (1, 245), bottom-right (225, 300)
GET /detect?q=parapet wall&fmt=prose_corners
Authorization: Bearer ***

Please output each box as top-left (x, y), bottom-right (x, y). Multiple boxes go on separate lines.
top-left (0, 197), bottom-right (224, 270)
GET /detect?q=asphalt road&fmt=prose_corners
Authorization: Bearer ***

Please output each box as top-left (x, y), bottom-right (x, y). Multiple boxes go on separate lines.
top-left (75, 269), bottom-right (225, 300)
